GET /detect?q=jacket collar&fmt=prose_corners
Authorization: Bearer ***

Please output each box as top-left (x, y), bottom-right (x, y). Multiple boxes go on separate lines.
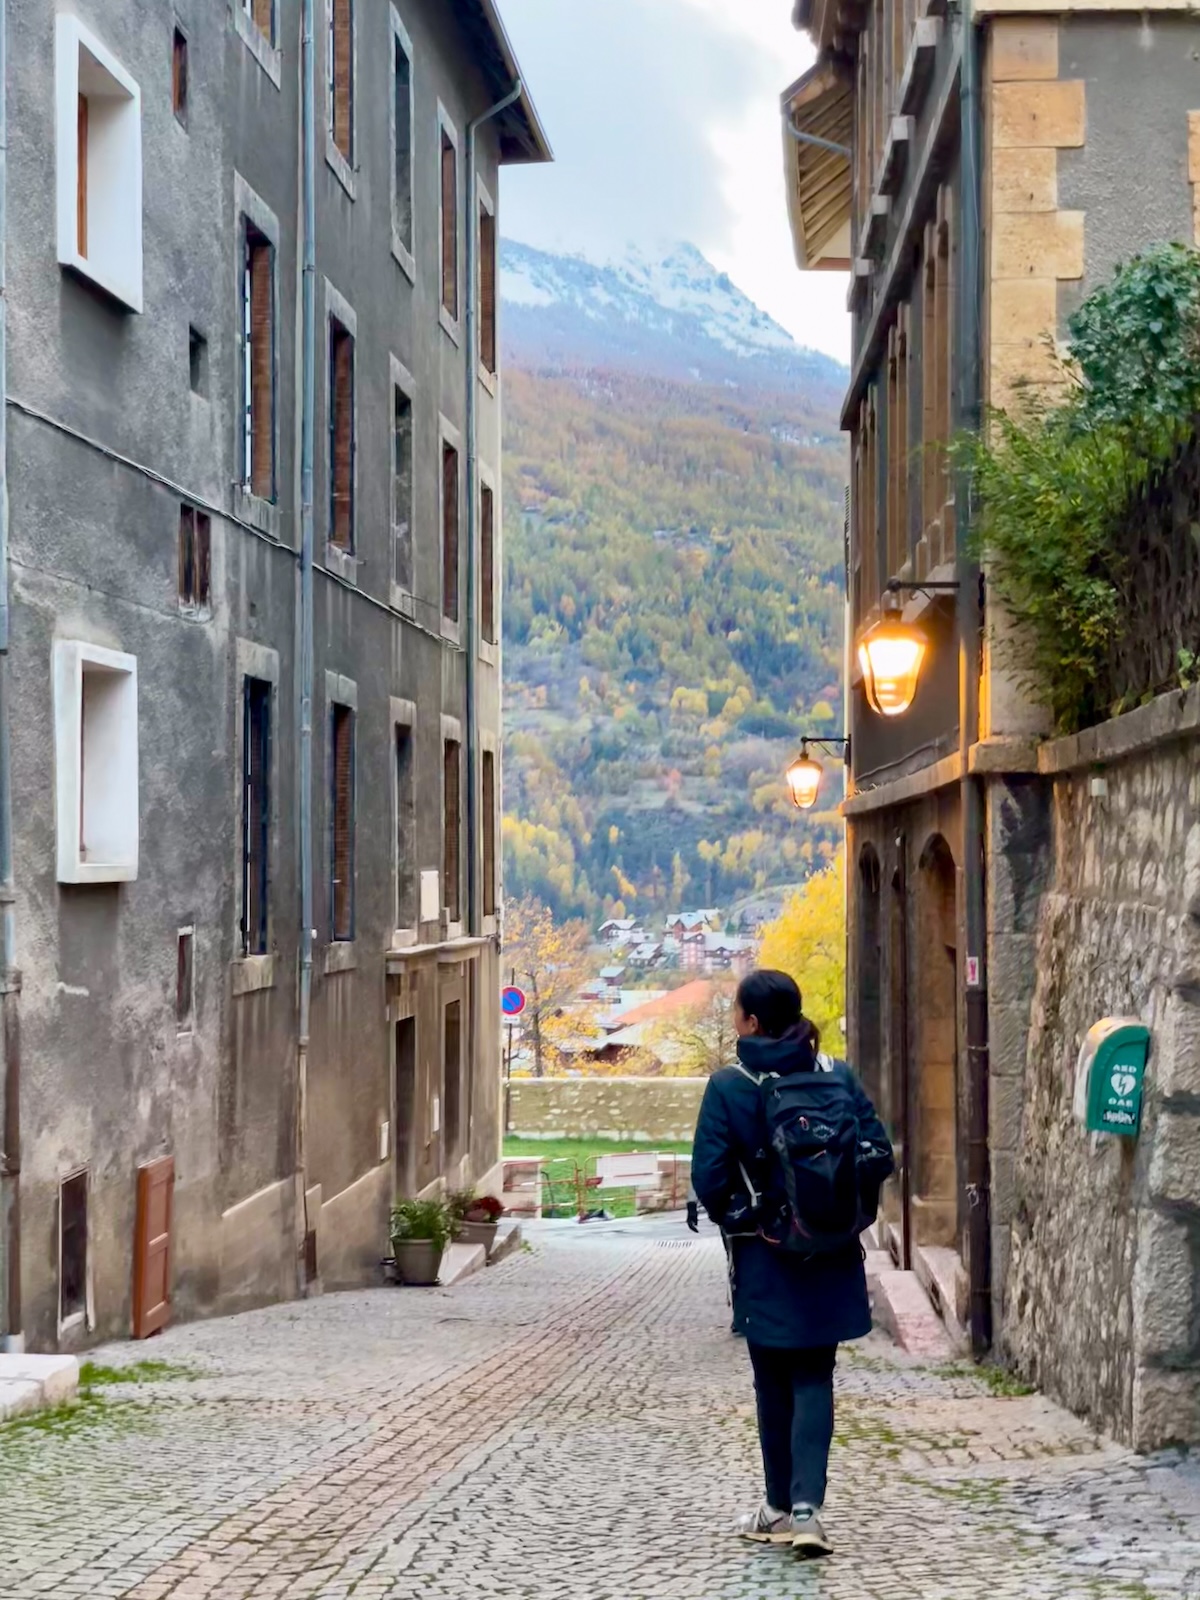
top-left (736, 1024), bottom-right (817, 1078)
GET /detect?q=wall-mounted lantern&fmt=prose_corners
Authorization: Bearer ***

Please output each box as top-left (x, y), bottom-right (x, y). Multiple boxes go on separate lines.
top-left (856, 581), bottom-right (960, 718)
top-left (784, 737), bottom-right (850, 811)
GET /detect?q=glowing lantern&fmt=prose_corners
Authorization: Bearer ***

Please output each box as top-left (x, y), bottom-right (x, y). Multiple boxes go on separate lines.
top-left (785, 743), bottom-right (825, 811)
top-left (857, 602), bottom-right (927, 717)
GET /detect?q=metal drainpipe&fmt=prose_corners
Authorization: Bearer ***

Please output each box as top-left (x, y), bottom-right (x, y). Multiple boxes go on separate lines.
top-left (295, 0), bottom-right (317, 1297)
top-left (784, 118), bottom-right (852, 161)
top-left (465, 80), bottom-right (522, 941)
top-left (0, 0), bottom-right (21, 1353)
top-left (957, 0), bottom-right (991, 1356)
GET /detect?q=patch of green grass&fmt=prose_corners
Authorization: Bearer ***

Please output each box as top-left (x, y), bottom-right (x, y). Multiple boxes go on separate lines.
top-left (4, 1388), bottom-right (144, 1443)
top-left (919, 1475), bottom-right (1005, 1510)
top-left (927, 1360), bottom-right (1036, 1398)
top-left (78, 1358), bottom-right (198, 1387)
top-left (503, 1136), bottom-right (692, 1219)
top-left (3, 1357), bottom-right (200, 1445)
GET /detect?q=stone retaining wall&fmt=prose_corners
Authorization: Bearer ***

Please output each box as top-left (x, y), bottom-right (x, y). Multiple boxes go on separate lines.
top-left (1000, 694), bottom-right (1200, 1449)
top-left (508, 1077), bottom-right (706, 1144)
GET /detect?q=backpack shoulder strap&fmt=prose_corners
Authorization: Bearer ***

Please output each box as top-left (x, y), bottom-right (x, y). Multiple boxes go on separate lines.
top-left (732, 1062), bottom-right (771, 1088)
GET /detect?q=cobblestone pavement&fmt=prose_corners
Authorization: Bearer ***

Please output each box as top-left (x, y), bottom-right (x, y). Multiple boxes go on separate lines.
top-left (4, 1218), bottom-right (1200, 1599)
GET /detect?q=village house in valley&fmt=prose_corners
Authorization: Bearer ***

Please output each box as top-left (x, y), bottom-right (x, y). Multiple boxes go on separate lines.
top-left (786, 0), bottom-right (1200, 1444)
top-left (0, 0), bottom-right (548, 1352)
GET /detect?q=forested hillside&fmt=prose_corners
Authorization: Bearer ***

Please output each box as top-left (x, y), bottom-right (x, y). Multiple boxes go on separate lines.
top-left (501, 245), bottom-right (849, 924)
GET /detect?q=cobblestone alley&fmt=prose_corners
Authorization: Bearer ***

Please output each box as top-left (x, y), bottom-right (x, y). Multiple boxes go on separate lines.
top-left (4, 1220), bottom-right (1200, 1600)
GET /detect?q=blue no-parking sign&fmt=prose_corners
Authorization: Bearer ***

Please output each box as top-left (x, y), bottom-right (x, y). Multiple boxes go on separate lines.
top-left (501, 986), bottom-right (527, 1018)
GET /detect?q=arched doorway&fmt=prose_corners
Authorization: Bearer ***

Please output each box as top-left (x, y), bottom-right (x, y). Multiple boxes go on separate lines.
top-left (856, 846), bottom-right (883, 1115)
top-left (914, 835), bottom-right (958, 1249)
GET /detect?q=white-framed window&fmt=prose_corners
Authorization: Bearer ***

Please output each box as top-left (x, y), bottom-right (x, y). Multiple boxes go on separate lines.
top-left (390, 7), bottom-right (415, 279)
top-left (327, 0), bottom-right (356, 195)
top-left (243, 0), bottom-right (275, 46)
top-left (176, 927), bottom-right (196, 1034)
top-left (477, 179), bottom-right (498, 382)
top-left (481, 742), bottom-right (497, 924)
top-left (479, 462), bottom-right (498, 653)
top-left (56, 16), bottom-right (143, 313)
top-left (325, 282), bottom-right (357, 558)
top-left (392, 698), bottom-right (417, 941)
top-left (235, 176), bottom-right (281, 521)
top-left (442, 722), bottom-right (462, 930)
top-left (53, 642), bottom-right (139, 885)
top-left (234, 640), bottom-right (279, 989)
top-left (327, 675), bottom-right (358, 945)
top-left (59, 1168), bottom-right (91, 1334)
top-left (233, 0), bottom-right (282, 86)
top-left (439, 414), bottom-right (462, 634)
top-left (391, 357), bottom-right (415, 601)
top-left (438, 104), bottom-right (461, 341)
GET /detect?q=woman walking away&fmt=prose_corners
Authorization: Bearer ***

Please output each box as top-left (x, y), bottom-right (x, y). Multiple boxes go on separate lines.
top-left (691, 969), bottom-right (893, 1559)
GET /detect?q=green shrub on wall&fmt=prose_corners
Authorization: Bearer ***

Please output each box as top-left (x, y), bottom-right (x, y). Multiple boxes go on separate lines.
top-left (960, 242), bottom-right (1200, 733)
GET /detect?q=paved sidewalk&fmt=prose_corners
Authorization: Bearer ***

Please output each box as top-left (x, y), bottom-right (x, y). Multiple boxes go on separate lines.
top-left (2, 1219), bottom-right (1200, 1599)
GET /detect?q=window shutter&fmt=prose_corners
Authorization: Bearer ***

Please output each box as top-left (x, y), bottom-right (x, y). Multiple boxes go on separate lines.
top-left (441, 134), bottom-right (458, 318)
top-left (395, 726), bottom-right (415, 928)
top-left (242, 678), bottom-right (271, 956)
top-left (393, 388), bottom-right (413, 591)
top-left (332, 0), bottom-right (353, 160)
top-left (248, 237), bottom-right (275, 501)
top-left (480, 483), bottom-right (495, 644)
top-left (332, 705), bottom-right (354, 940)
top-left (172, 30), bottom-right (188, 122)
top-left (479, 205), bottom-right (497, 374)
top-left (253, 0), bottom-right (274, 43)
top-left (176, 932), bottom-right (194, 1028)
top-left (482, 750), bottom-right (496, 919)
top-left (442, 444), bottom-right (459, 622)
top-left (197, 513), bottom-right (211, 608)
top-left (330, 326), bottom-right (354, 550)
top-left (443, 741), bottom-right (460, 923)
top-left (178, 505), bottom-right (195, 605)
top-left (77, 94), bottom-right (88, 258)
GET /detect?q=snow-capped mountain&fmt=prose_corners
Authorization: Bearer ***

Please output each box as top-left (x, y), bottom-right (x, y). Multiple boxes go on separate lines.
top-left (501, 239), bottom-right (845, 394)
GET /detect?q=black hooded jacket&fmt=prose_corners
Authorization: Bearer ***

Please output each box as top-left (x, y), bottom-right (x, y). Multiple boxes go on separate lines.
top-left (691, 1028), bottom-right (892, 1349)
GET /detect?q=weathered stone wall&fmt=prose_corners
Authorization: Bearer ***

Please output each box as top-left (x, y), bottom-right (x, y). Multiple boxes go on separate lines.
top-left (1001, 703), bottom-right (1200, 1449)
top-left (508, 1079), bottom-right (706, 1144)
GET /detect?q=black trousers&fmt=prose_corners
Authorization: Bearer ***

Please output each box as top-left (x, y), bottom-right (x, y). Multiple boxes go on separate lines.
top-left (747, 1342), bottom-right (837, 1512)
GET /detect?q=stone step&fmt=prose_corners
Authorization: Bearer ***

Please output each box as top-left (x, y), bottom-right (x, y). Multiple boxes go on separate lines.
top-left (439, 1241), bottom-right (487, 1287)
top-left (872, 1269), bottom-right (955, 1358)
top-left (487, 1221), bottom-right (523, 1267)
top-left (864, 1250), bottom-right (894, 1316)
top-left (914, 1244), bottom-right (970, 1350)
top-left (0, 1353), bottom-right (79, 1424)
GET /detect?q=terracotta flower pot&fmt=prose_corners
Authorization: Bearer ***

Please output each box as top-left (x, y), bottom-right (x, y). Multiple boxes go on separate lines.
top-left (458, 1219), bottom-right (500, 1253)
top-left (391, 1237), bottom-right (444, 1286)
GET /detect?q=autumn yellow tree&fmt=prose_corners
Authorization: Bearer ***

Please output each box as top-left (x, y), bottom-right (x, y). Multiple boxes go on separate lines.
top-left (503, 896), bottom-right (594, 1077)
top-left (652, 981), bottom-right (738, 1076)
top-left (758, 850), bottom-right (847, 1057)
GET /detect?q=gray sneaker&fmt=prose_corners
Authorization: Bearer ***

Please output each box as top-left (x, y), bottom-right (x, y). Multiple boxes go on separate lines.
top-left (791, 1508), bottom-right (833, 1557)
top-left (734, 1502), bottom-right (793, 1544)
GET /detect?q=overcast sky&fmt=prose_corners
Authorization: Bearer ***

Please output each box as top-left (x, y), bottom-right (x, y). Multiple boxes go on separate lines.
top-left (496, 0), bottom-right (851, 365)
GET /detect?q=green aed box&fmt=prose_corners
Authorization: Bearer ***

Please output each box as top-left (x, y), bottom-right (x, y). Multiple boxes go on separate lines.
top-left (1073, 1018), bottom-right (1151, 1137)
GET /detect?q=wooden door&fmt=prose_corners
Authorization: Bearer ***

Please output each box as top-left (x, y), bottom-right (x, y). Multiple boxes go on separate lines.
top-left (133, 1156), bottom-right (174, 1339)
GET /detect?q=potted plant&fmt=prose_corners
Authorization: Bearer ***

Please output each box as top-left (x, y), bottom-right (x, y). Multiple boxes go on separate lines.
top-left (389, 1197), bottom-right (452, 1286)
top-left (457, 1193), bottom-right (506, 1253)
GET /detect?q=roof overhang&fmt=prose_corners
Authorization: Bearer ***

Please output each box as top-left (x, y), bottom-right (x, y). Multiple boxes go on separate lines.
top-left (781, 60), bottom-right (853, 272)
top-left (460, 0), bottom-right (553, 165)
top-left (793, 0), bottom-right (868, 57)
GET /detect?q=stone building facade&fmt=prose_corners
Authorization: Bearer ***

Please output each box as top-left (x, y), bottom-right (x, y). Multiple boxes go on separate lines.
top-left (0, 0), bottom-right (548, 1352)
top-left (785, 2), bottom-right (1200, 1443)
